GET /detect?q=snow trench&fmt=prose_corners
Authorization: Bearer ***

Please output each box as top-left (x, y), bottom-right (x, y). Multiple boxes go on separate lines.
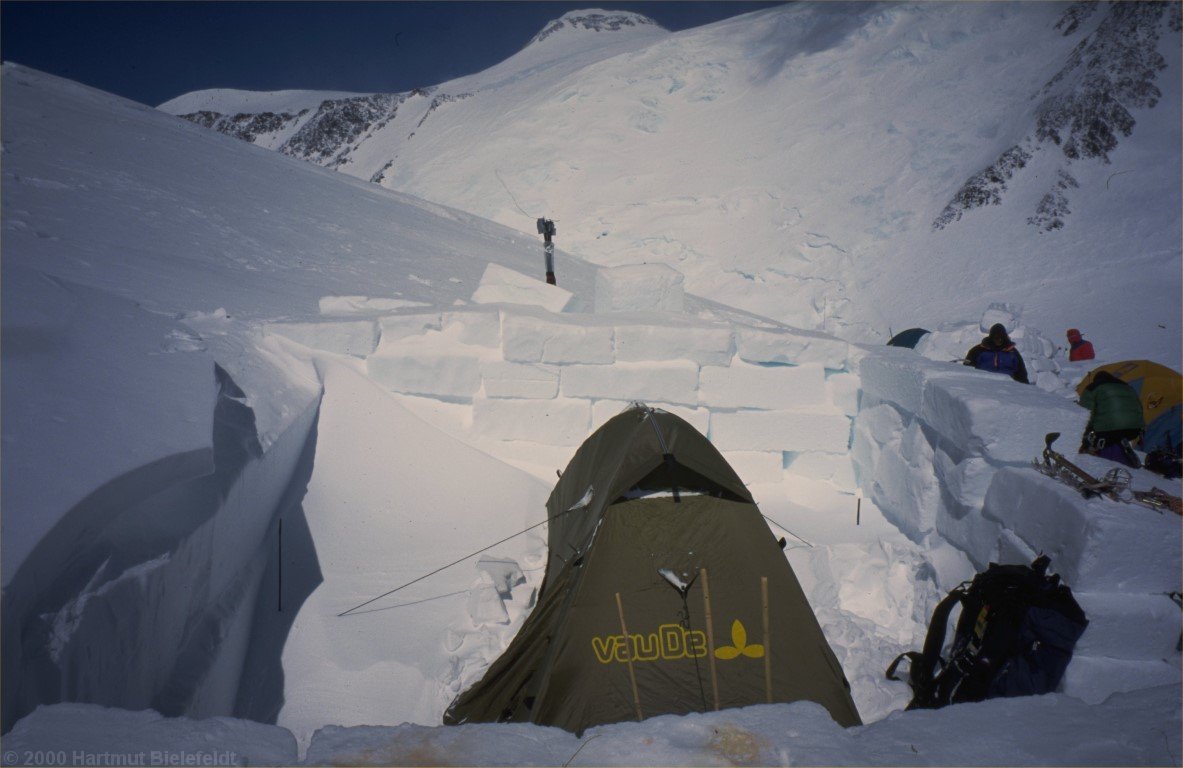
top-left (0, 364), bottom-right (324, 733)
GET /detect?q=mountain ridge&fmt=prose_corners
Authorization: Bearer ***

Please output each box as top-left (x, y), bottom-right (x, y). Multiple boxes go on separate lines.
top-left (157, 1), bottom-right (1181, 362)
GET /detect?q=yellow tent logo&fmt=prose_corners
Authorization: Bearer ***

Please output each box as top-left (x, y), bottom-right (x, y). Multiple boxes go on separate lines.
top-left (591, 619), bottom-right (763, 664)
top-left (714, 619), bottom-right (764, 660)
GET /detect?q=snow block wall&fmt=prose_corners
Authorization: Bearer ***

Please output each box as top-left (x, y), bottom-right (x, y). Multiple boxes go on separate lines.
top-left (258, 267), bottom-right (1178, 714)
top-left (269, 300), bottom-right (857, 490)
top-left (0, 364), bottom-right (323, 732)
top-left (852, 345), bottom-right (1182, 703)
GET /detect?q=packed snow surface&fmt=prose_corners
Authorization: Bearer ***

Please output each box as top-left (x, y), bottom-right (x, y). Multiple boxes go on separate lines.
top-left (2, 1), bottom-right (1181, 765)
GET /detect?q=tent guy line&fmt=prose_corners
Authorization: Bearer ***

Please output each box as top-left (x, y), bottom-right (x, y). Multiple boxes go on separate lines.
top-left (338, 505), bottom-right (586, 617)
top-left (335, 498), bottom-right (815, 618)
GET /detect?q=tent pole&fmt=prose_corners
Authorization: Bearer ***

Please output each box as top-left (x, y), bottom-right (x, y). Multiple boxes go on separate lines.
top-left (761, 576), bottom-right (772, 704)
top-left (700, 568), bottom-right (721, 711)
top-left (615, 592), bottom-right (644, 722)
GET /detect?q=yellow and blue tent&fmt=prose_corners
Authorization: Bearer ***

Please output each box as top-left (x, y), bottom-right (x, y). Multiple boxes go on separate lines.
top-left (1077, 360), bottom-right (1182, 454)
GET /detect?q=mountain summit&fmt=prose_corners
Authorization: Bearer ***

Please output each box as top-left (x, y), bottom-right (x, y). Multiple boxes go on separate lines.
top-left (527, 9), bottom-right (665, 45)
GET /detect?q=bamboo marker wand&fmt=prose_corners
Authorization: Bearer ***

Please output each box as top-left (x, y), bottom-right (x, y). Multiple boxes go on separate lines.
top-left (701, 568), bottom-right (721, 711)
top-left (615, 592), bottom-right (644, 721)
top-left (761, 576), bottom-right (772, 704)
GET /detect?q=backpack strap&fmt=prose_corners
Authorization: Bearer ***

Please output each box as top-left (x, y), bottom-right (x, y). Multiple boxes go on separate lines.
top-left (885, 584), bottom-right (969, 705)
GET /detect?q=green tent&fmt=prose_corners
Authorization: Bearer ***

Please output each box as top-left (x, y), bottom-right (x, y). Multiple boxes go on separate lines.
top-left (443, 404), bottom-right (861, 734)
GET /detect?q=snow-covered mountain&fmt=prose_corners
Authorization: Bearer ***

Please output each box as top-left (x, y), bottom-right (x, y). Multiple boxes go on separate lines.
top-left (2, 2), bottom-right (1181, 765)
top-left (160, 3), bottom-right (1182, 364)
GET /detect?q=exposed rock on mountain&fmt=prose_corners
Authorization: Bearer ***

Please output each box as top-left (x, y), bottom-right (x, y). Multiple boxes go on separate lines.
top-left (182, 109), bottom-right (305, 144)
top-left (282, 94), bottom-right (403, 166)
top-left (934, 1), bottom-right (1177, 231)
top-left (933, 146), bottom-right (1031, 230)
top-left (529, 10), bottom-right (662, 44)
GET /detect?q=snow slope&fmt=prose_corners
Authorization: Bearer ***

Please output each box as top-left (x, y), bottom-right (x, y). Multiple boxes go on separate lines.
top-left (0, 61), bottom-right (593, 735)
top-left (1, 3), bottom-right (1181, 765)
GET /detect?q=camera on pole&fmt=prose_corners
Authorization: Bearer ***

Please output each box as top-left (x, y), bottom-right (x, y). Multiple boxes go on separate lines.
top-left (536, 217), bottom-right (557, 286)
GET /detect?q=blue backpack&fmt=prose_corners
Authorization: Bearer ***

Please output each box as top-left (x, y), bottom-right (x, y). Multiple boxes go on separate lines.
top-left (975, 346), bottom-right (1021, 378)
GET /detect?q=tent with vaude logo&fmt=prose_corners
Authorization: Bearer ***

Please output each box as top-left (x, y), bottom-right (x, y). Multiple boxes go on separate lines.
top-left (443, 404), bottom-right (862, 734)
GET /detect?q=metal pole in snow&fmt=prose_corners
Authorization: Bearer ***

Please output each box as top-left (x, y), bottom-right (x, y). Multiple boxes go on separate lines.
top-left (761, 576), bottom-right (772, 704)
top-left (278, 518), bottom-right (283, 612)
top-left (537, 218), bottom-right (557, 285)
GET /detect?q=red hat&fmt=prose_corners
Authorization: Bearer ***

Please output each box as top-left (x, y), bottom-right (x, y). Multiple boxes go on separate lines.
top-left (1066, 328), bottom-right (1082, 342)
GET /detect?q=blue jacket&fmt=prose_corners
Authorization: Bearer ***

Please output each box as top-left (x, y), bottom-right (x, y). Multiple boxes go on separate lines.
top-left (966, 327), bottom-right (1030, 384)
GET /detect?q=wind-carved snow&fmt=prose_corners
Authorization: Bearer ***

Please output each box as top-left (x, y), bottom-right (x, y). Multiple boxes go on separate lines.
top-left (2, 359), bottom-right (323, 732)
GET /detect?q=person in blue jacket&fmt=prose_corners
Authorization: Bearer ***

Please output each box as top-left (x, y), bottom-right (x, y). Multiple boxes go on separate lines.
top-left (964, 323), bottom-right (1030, 384)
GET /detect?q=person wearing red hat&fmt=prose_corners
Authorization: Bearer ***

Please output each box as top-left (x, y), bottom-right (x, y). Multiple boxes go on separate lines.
top-left (1067, 329), bottom-right (1095, 362)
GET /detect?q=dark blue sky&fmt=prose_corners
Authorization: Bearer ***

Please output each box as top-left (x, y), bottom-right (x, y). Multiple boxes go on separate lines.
top-left (1, 2), bottom-right (780, 106)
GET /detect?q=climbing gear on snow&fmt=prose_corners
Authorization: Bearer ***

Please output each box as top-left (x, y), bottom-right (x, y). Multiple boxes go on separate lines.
top-left (1033, 432), bottom-right (1181, 515)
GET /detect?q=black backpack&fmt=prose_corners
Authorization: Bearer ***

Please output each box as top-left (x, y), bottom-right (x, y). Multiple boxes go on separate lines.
top-left (886, 555), bottom-right (1088, 710)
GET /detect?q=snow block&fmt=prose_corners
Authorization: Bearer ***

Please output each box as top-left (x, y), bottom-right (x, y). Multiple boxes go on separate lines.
top-left (935, 507), bottom-right (1004, 572)
top-left (710, 408), bottom-right (851, 453)
top-left (319, 295), bottom-right (431, 315)
top-left (724, 451), bottom-right (785, 485)
top-left (480, 361), bottom-right (560, 400)
top-left (858, 348), bottom-right (958, 419)
top-left (1061, 657), bottom-right (1182, 705)
top-left (860, 349), bottom-right (1090, 467)
top-left (922, 373), bottom-right (1089, 466)
top-left (264, 320), bottom-right (379, 357)
top-left (441, 310), bottom-right (501, 348)
top-left (467, 575), bottom-right (510, 626)
top-left (378, 313), bottom-right (442, 344)
top-left (472, 397), bottom-right (591, 446)
top-left (475, 556), bottom-right (525, 599)
top-left (614, 322), bottom-right (733, 366)
top-left (470, 263), bottom-right (573, 313)
top-left (933, 452), bottom-right (993, 515)
top-left (853, 400), bottom-right (906, 454)
top-left (699, 361), bottom-right (827, 410)
top-left (980, 303), bottom-right (1019, 333)
top-left (368, 354), bottom-right (482, 400)
top-left (591, 400), bottom-right (710, 436)
top-left (594, 263), bottom-right (684, 314)
top-left (827, 372), bottom-right (861, 416)
top-left (981, 467), bottom-right (1182, 593)
top-left (868, 420), bottom-right (942, 541)
top-left (501, 312), bottom-right (614, 364)
top-left (852, 400), bottom-right (942, 540)
top-left (1073, 592), bottom-right (1183, 661)
top-left (786, 452), bottom-right (856, 492)
top-left (561, 361), bottom-right (700, 407)
top-left (735, 324), bottom-right (849, 369)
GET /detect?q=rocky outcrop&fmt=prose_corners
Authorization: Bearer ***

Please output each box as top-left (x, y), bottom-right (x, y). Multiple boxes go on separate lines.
top-left (178, 110), bottom-right (306, 143)
top-left (933, 146), bottom-right (1031, 230)
top-left (282, 94), bottom-right (403, 166)
top-left (934, 1), bottom-right (1178, 231)
top-left (529, 11), bottom-right (662, 45)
